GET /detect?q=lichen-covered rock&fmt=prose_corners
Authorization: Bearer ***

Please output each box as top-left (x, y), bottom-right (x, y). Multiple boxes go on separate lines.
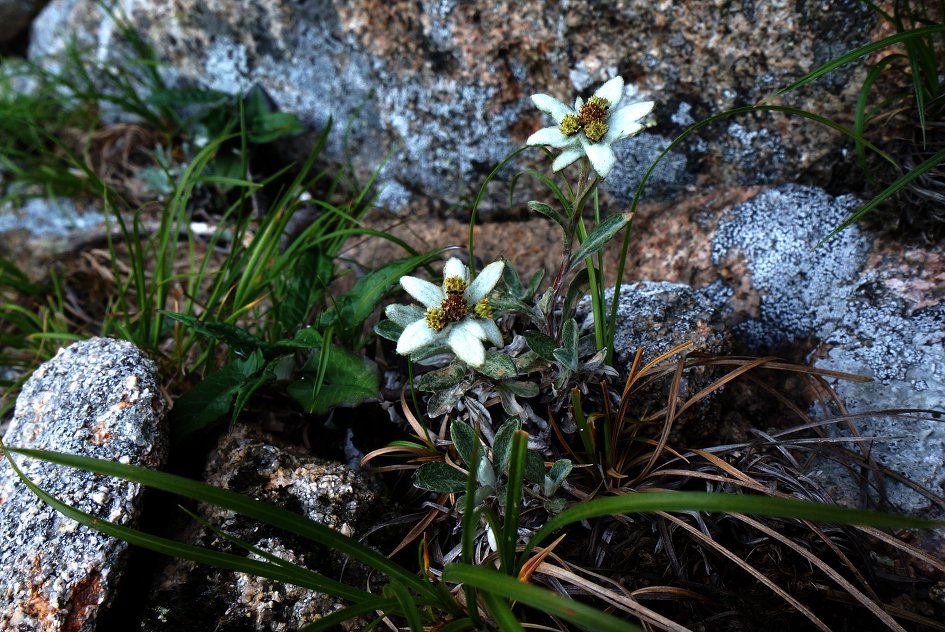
top-left (0, 337), bottom-right (168, 632)
top-left (140, 425), bottom-right (383, 632)
top-left (710, 184), bottom-right (945, 514)
top-left (28, 0), bottom-right (874, 213)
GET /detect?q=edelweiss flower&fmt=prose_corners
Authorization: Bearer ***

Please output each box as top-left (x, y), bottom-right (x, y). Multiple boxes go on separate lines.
top-left (526, 76), bottom-right (655, 178)
top-left (387, 258), bottom-right (504, 367)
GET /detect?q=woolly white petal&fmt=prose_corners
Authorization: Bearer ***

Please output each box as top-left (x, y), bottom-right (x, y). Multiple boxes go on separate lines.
top-left (466, 260), bottom-right (504, 303)
top-left (457, 318), bottom-right (488, 340)
top-left (581, 137), bottom-right (617, 178)
top-left (593, 76), bottom-right (625, 107)
top-left (605, 101), bottom-right (654, 141)
top-left (552, 146), bottom-right (584, 172)
top-left (480, 318), bottom-right (503, 347)
top-left (447, 323), bottom-right (487, 366)
top-left (400, 276), bottom-right (443, 308)
top-left (385, 303), bottom-right (426, 327)
top-left (530, 94), bottom-right (573, 123)
top-left (396, 319), bottom-right (438, 355)
top-left (442, 257), bottom-right (468, 284)
top-left (526, 126), bottom-right (576, 149)
top-left (603, 120), bottom-right (644, 145)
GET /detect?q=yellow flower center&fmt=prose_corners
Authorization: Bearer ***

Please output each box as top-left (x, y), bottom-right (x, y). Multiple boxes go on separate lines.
top-left (559, 113), bottom-right (581, 136)
top-left (583, 119), bottom-right (608, 142)
top-left (557, 96), bottom-right (611, 144)
top-left (425, 307), bottom-right (447, 331)
top-left (474, 298), bottom-right (493, 319)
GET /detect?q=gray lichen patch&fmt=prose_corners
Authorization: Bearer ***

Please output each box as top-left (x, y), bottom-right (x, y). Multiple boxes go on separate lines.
top-left (710, 184), bottom-right (945, 515)
top-left (711, 184), bottom-right (870, 349)
top-left (0, 337), bottom-right (168, 632)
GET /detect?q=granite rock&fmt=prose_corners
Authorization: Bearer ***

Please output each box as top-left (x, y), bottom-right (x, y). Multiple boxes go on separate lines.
top-left (0, 337), bottom-right (168, 632)
top-left (28, 0), bottom-right (875, 213)
top-left (140, 424), bottom-right (383, 632)
top-left (709, 184), bottom-right (945, 514)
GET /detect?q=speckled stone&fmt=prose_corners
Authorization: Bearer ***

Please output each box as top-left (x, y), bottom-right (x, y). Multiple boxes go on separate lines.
top-left (28, 0), bottom-right (875, 213)
top-left (709, 184), bottom-right (945, 514)
top-left (0, 337), bottom-right (168, 632)
top-left (139, 425), bottom-right (382, 632)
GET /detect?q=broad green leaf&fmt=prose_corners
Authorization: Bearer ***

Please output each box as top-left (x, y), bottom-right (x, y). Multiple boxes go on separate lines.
top-left (524, 450), bottom-right (545, 486)
top-left (544, 459), bottom-right (572, 496)
top-left (450, 420), bottom-right (476, 467)
top-left (416, 363), bottom-right (468, 392)
top-left (553, 319), bottom-right (578, 371)
top-left (492, 417), bottom-right (521, 474)
top-left (498, 380), bottom-right (539, 398)
top-left (527, 200), bottom-right (567, 231)
top-left (413, 462), bottom-right (468, 493)
top-left (288, 347), bottom-right (379, 414)
top-left (425, 381), bottom-right (468, 417)
top-left (285, 327), bottom-right (323, 348)
top-left (373, 319), bottom-right (403, 343)
top-left (523, 331), bottom-right (557, 362)
top-left (566, 212), bottom-right (629, 274)
top-left (171, 350), bottom-right (265, 437)
top-left (524, 269), bottom-right (544, 300)
top-left (319, 252), bottom-right (440, 333)
top-left (476, 351), bottom-right (516, 380)
top-left (501, 260), bottom-right (525, 297)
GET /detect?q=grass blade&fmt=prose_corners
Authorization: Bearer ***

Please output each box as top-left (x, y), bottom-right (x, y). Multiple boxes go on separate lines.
top-left (444, 564), bottom-right (645, 632)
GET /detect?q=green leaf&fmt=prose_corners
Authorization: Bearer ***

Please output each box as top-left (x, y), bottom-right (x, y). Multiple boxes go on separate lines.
top-left (285, 327), bottom-right (323, 348)
top-left (413, 462), bottom-right (468, 493)
top-left (163, 312), bottom-right (271, 358)
top-left (498, 380), bottom-right (539, 398)
top-left (443, 565), bottom-right (644, 632)
top-left (476, 351), bottom-right (517, 380)
top-left (492, 417), bottom-right (522, 474)
top-left (171, 350), bottom-right (266, 437)
top-left (544, 459), bottom-right (572, 496)
top-left (319, 252), bottom-right (440, 334)
top-left (817, 147), bottom-right (945, 246)
top-left (553, 319), bottom-right (579, 371)
top-left (416, 363), bottom-right (468, 392)
top-left (373, 319), bottom-right (403, 343)
top-left (288, 347), bottom-right (379, 414)
top-left (276, 249), bottom-right (333, 336)
top-left (543, 497), bottom-right (568, 514)
top-left (523, 331), bottom-right (557, 362)
top-left (527, 200), bottom-right (567, 231)
top-left (450, 420), bottom-right (476, 467)
top-left (522, 491), bottom-right (945, 564)
top-left (524, 269), bottom-right (544, 300)
top-left (425, 381), bottom-right (468, 417)
top-left (501, 260), bottom-right (525, 297)
top-left (524, 450), bottom-right (545, 486)
top-left (566, 212), bottom-right (629, 274)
